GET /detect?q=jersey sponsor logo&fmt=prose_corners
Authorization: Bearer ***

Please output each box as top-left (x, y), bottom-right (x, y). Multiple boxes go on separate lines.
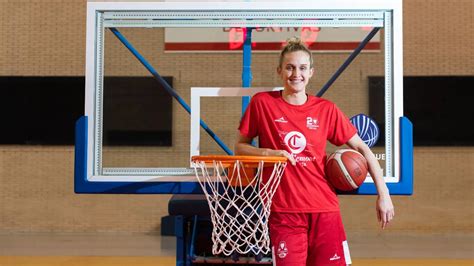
top-left (329, 253), bottom-right (341, 261)
top-left (277, 241), bottom-right (288, 259)
top-left (283, 131), bottom-right (316, 166)
top-left (284, 131), bottom-right (306, 154)
top-left (306, 117), bottom-right (319, 130)
top-left (274, 116), bottom-right (288, 123)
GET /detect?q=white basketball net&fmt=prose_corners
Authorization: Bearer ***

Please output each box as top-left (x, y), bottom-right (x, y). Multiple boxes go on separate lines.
top-left (192, 159), bottom-right (286, 256)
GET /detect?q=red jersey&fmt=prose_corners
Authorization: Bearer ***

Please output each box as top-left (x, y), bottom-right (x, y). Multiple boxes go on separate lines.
top-left (238, 91), bottom-right (357, 213)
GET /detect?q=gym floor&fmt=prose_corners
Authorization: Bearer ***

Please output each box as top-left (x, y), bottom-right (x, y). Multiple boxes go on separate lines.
top-left (1, 232), bottom-right (472, 266)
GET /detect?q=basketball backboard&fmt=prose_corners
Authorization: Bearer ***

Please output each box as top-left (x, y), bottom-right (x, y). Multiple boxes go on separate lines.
top-left (75, 0), bottom-right (412, 195)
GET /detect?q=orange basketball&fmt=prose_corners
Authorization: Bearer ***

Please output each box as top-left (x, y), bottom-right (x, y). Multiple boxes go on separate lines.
top-left (325, 149), bottom-right (368, 191)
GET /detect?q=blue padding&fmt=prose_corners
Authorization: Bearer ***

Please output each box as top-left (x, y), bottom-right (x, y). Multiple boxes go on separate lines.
top-left (76, 180), bottom-right (202, 194)
top-left (74, 115), bottom-right (202, 194)
top-left (399, 116), bottom-right (414, 195)
top-left (74, 116), bottom-right (88, 193)
top-left (345, 116), bottom-right (414, 195)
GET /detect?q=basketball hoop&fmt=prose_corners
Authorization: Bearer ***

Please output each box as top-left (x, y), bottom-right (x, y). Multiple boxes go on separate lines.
top-left (191, 155), bottom-right (287, 256)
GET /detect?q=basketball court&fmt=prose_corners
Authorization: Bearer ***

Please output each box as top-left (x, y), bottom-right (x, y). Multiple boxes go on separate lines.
top-left (0, 0), bottom-right (473, 265)
top-left (1, 233), bottom-right (472, 265)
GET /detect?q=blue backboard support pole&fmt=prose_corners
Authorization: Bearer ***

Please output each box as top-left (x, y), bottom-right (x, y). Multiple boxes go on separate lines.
top-left (241, 27), bottom-right (253, 113)
top-left (109, 28), bottom-right (232, 155)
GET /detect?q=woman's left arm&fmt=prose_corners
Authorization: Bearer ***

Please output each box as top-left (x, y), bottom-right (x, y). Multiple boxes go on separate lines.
top-left (346, 134), bottom-right (395, 229)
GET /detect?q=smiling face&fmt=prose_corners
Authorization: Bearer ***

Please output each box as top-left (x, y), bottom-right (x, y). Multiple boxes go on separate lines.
top-left (277, 50), bottom-right (314, 94)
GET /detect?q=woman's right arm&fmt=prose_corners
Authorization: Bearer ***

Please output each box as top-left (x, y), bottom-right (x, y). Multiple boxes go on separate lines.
top-left (234, 131), bottom-right (296, 165)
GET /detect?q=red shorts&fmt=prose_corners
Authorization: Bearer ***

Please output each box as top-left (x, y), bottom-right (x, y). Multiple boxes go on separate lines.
top-left (269, 212), bottom-right (351, 266)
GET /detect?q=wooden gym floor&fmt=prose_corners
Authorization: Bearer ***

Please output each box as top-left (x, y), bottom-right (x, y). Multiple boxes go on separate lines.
top-left (0, 232), bottom-right (472, 266)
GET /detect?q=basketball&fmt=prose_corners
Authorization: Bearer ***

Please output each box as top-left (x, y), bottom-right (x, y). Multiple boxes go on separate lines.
top-left (325, 149), bottom-right (368, 191)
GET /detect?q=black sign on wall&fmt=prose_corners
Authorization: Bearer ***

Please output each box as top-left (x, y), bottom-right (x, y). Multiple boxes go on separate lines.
top-left (369, 76), bottom-right (474, 146)
top-left (0, 76), bottom-right (173, 146)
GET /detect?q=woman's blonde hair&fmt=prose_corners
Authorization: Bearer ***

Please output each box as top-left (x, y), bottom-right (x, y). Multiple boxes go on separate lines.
top-left (278, 37), bottom-right (314, 68)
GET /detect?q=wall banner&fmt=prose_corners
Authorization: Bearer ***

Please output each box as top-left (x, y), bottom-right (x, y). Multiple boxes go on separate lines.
top-left (165, 27), bottom-right (380, 52)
